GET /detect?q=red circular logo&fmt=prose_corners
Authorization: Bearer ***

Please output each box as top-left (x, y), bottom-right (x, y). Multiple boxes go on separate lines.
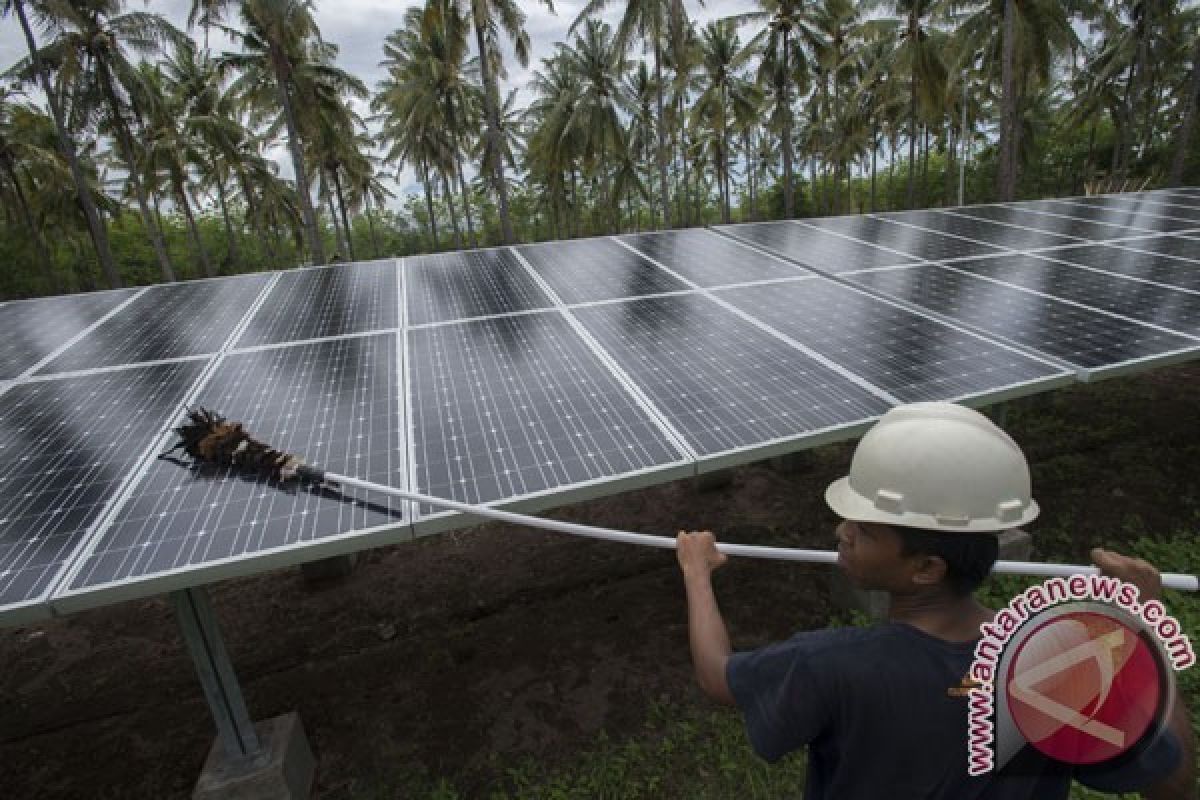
top-left (1005, 610), bottom-right (1162, 764)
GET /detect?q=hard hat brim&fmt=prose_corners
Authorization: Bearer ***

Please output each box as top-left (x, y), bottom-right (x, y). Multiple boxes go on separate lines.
top-left (825, 476), bottom-right (1040, 533)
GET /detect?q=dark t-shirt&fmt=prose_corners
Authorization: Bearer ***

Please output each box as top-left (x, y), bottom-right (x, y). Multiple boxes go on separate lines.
top-left (726, 622), bottom-right (1180, 799)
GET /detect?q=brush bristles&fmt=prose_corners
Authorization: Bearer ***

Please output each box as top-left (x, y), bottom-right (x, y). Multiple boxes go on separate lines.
top-left (172, 407), bottom-right (303, 482)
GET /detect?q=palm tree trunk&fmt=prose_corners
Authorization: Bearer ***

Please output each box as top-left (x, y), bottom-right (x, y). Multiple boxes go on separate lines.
top-left (13, 0), bottom-right (121, 289)
top-left (419, 158), bottom-right (441, 249)
top-left (271, 52), bottom-right (325, 265)
top-left (1170, 36), bottom-right (1200, 187)
top-left (3, 158), bottom-right (57, 291)
top-left (212, 165), bottom-right (240, 273)
top-left (906, 13), bottom-right (918, 208)
top-left (653, 25), bottom-right (671, 230)
top-left (175, 174), bottom-right (214, 278)
top-left (364, 195), bottom-right (382, 259)
top-left (454, 149), bottom-right (478, 247)
top-left (678, 94), bottom-right (690, 227)
top-left (441, 169), bottom-right (464, 249)
top-left (998, 0), bottom-right (1018, 201)
top-left (781, 28), bottom-right (795, 218)
top-left (332, 167), bottom-right (356, 262)
top-left (870, 125), bottom-right (878, 212)
top-left (98, 68), bottom-right (175, 282)
top-left (921, 124), bottom-right (931, 206)
top-left (472, 16), bottom-right (515, 244)
top-left (325, 190), bottom-right (344, 258)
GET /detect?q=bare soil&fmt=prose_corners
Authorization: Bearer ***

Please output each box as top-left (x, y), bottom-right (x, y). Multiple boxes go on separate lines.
top-left (2, 364), bottom-right (1198, 799)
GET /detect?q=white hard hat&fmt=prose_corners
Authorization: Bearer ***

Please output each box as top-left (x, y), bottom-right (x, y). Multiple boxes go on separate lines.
top-left (825, 402), bottom-right (1039, 533)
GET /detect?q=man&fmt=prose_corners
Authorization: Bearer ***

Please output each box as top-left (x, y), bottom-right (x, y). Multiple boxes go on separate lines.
top-left (677, 402), bottom-right (1195, 799)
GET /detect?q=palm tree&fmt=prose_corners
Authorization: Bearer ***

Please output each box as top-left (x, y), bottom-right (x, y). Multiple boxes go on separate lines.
top-left (731, 1), bottom-right (819, 218)
top-left (220, 0), bottom-right (328, 265)
top-left (1170, 31), bottom-right (1200, 186)
top-left (691, 20), bottom-right (756, 223)
top-left (0, 88), bottom-right (58, 285)
top-left (462, 0), bottom-right (554, 244)
top-left (3, 0), bottom-right (121, 288)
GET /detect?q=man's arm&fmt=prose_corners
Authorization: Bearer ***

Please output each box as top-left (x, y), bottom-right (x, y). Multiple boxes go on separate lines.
top-left (677, 531), bottom-right (735, 706)
top-left (1091, 548), bottom-right (1197, 799)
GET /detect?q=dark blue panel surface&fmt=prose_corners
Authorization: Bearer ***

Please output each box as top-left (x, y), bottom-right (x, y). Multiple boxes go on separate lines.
top-left (408, 312), bottom-right (684, 514)
top-left (572, 294), bottom-right (890, 457)
top-left (717, 280), bottom-right (1064, 402)
top-left (849, 265), bottom-right (1197, 369)
top-left (516, 238), bottom-right (688, 304)
top-left (238, 260), bottom-right (398, 346)
top-left (40, 276), bottom-right (269, 373)
top-left (1032, 245), bottom-right (1200, 292)
top-left (1113, 235), bottom-right (1200, 262)
top-left (950, 206), bottom-right (1137, 241)
top-left (804, 216), bottom-right (1005, 260)
top-left (949, 255), bottom-right (1200, 336)
top-left (1070, 195), bottom-right (1200, 223)
top-left (0, 290), bottom-right (136, 379)
top-left (0, 361), bottom-right (207, 609)
top-left (720, 221), bottom-right (919, 273)
top-left (621, 229), bottom-right (808, 286)
top-left (405, 249), bottom-right (552, 325)
top-left (872, 210), bottom-right (1079, 250)
top-left (66, 334), bottom-right (401, 590)
top-left (1025, 200), bottom-right (1198, 233)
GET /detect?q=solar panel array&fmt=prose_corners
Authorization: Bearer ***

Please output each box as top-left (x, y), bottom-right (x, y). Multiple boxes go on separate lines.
top-left (1, 189), bottom-right (1197, 624)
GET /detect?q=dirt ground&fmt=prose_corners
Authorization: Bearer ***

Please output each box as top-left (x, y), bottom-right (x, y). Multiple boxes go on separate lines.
top-left (2, 364), bottom-right (1199, 799)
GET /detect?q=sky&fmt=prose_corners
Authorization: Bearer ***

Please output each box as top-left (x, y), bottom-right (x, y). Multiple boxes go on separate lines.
top-left (0, 0), bottom-right (760, 208)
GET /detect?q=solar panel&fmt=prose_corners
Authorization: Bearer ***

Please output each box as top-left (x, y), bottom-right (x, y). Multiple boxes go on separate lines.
top-left (1037, 244), bottom-right (1200, 292)
top-left (0, 361), bottom-right (207, 621)
top-left (947, 255), bottom-right (1200, 337)
top-left (1110, 234), bottom-right (1200, 262)
top-left (948, 206), bottom-right (1140, 241)
top-left (1151, 190), bottom-right (1200, 207)
top-left (719, 221), bottom-right (920, 273)
top-left (1024, 200), bottom-right (1199, 233)
top-left (846, 264), bottom-right (1200, 374)
top-left (803, 215), bottom-right (1006, 261)
top-left (716, 279), bottom-right (1070, 403)
top-left (620, 229), bottom-right (808, 286)
top-left (405, 249), bottom-right (553, 325)
top-left (407, 311), bottom-right (690, 527)
top-left (38, 276), bottom-right (271, 374)
top-left (0, 289), bottom-right (138, 379)
top-left (237, 260), bottom-right (398, 347)
top-left (1070, 195), bottom-right (1200, 223)
top-left (57, 334), bottom-right (403, 607)
top-left (872, 210), bottom-right (1080, 250)
top-left (571, 293), bottom-right (891, 463)
top-left (516, 238), bottom-right (689, 304)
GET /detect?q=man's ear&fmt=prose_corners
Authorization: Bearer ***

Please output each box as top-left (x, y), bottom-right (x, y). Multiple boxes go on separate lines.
top-left (909, 554), bottom-right (949, 588)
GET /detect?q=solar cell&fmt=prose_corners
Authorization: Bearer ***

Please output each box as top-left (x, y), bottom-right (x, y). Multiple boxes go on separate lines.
top-left (871, 210), bottom-right (1079, 250)
top-left (716, 279), bottom-right (1068, 403)
top-left (407, 312), bottom-right (689, 524)
top-left (0, 289), bottom-right (138, 379)
top-left (1025, 200), bottom-right (1198, 233)
top-left (847, 264), bottom-right (1199, 373)
top-left (620, 229), bottom-right (807, 286)
top-left (1111, 234), bottom-right (1200, 262)
top-left (237, 260), bottom-right (398, 347)
top-left (719, 221), bottom-right (919, 273)
top-left (948, 255), bottom-right (1200, 336)
top-left (405, 249), bottom-right (553, 325)
top-left (803, 215), bottom-right (1006, 260)
top-left (1039, 245), bottom-right (1200, 292)
top-left (515, 238), bottom-right (688, 304)
top-left (38, 276), bottom-right (270, 374)
top-left (0, 361), bottom-right (207, 618)
top-left (571, 293), bottom-right (891, 462)
top-left (949, 206), bottom-right (1138, 240)
top-left (58, 334), bottom-right (403, 605)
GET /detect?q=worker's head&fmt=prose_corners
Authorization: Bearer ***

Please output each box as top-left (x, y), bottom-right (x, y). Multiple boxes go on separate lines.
top-left (825, 402), bottom-right (1038, 597)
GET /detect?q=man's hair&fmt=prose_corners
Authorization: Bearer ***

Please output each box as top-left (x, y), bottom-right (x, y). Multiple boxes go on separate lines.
top-left (894, 527), bottom-right (1000, 596)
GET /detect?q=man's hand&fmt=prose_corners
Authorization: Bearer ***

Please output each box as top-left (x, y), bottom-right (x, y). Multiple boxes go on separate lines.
top-left (677, 530), bottom-right (728, 578)
top-left (1090, 548), bottom-right (1162, 603)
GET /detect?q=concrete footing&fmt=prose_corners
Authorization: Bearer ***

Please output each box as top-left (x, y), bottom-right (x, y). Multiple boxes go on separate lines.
top-left (193, 713), bottom-right (314, 800)
top-left (830, 529), bottom-right (1034, 621)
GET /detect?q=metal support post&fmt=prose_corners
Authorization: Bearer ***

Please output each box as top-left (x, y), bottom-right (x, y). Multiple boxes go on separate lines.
top-left (172, 587), bottom-right (262, 759)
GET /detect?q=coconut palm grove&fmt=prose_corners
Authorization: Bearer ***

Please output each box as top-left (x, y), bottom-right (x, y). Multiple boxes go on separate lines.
top-left (0, 0), bottom-right (1196, 300)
